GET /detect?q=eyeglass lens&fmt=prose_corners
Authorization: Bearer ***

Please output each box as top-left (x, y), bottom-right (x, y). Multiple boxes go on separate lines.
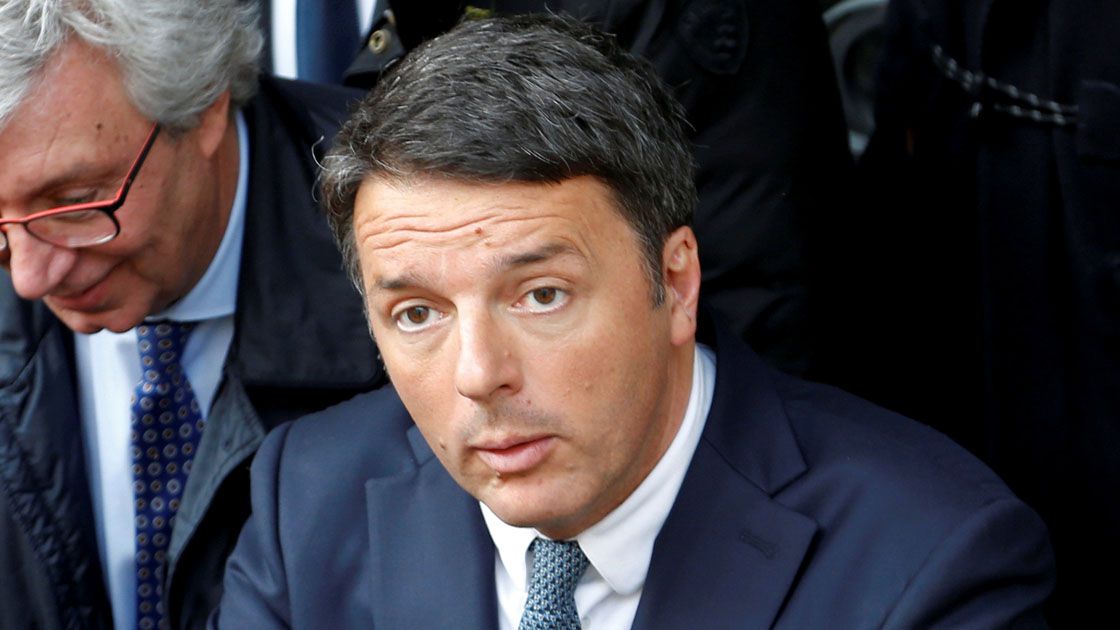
top-left (28, 210), bottom-right (120, 247)
top-left (0, 209), bottom-right (119, 251)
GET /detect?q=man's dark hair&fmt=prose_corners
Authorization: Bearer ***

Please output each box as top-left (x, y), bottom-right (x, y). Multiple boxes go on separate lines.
top-left (320, 13), bottom-right (696, 304)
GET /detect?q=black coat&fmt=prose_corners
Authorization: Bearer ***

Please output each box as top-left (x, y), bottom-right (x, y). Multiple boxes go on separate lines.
top-left (842, 0), bottom-right (1120, 623)
top-left (0, 76), bottom-right (384, 629)
top-left (346, 0), bottom-right (855, 376)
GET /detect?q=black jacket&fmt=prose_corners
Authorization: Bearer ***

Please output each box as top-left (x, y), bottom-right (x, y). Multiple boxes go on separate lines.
top-left (841, 0), bottom-right (1120, 623)
top-left (0, 76), bottom-right (384, 629)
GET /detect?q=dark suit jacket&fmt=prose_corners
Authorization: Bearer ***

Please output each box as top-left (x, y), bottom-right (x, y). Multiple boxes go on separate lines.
top-left (214, 317), bottom-right (1053, 629)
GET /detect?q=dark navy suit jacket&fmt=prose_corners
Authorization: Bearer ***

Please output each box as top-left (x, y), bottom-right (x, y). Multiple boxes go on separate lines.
top-left (213, 321), bottom-right (1053, 628)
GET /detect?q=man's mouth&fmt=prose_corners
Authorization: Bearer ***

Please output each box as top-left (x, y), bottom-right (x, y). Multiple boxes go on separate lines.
top-left (473, 435), bottom-right (556, 475)
top-left (48, 267), bottom-right (116, 312)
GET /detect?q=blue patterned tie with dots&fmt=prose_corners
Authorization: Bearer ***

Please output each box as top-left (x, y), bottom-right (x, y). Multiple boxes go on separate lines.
top-left (130, 321), bottom-right (205, 630)
top-left (518, 538), bottom-right (590, 630)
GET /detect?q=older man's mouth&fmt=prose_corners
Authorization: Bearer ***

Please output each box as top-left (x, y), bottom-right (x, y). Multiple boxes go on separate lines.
top-left (48, 268), bottom-right (116, 312)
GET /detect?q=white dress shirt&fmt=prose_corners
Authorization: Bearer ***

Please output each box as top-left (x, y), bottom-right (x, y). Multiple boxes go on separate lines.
top-left (483, 344), bottom-right (717, 630)
top-left (74, 112), bottom-right (249, 630)
top-left (269, 0), bottom-right (379, 80)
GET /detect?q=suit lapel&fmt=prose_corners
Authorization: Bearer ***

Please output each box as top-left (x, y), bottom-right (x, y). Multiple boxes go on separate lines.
top-left (631, 439), bottom-right (817, 630)
top-left (631, 317), bottom-right (819, 629)
top-left (365, 426), bottom-right (498, 630)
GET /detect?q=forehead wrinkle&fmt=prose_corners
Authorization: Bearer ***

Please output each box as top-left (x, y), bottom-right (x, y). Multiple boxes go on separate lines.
top-left (357, 208), bottom-right (504, 251)
top-left (357, 204), bottom-right (584, 251)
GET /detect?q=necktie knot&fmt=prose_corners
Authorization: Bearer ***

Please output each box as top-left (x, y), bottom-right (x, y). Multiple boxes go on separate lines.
top-left (519, 538), bottom-right (589, 630)
top-left (136, 320), bottom-right (192, 361)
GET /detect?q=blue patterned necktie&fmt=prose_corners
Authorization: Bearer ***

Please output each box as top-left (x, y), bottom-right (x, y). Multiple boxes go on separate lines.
top-left (519, 538), bottom-right (590, 630)
top-left (130, 321), bottom-right (205, 630)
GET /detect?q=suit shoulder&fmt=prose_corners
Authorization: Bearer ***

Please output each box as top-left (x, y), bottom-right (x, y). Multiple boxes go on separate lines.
top-left (262, 386), bottom-right (416, 487)
top-left (771, 370), bottom-right (1020, 517)
top-left (761, 372), bottom-right (1052, 625)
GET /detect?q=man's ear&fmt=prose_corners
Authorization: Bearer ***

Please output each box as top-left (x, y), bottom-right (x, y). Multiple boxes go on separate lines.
top-left (194, 90), bottom-right (232, 159)
top-left (662, 225), bottom-right (700, 346)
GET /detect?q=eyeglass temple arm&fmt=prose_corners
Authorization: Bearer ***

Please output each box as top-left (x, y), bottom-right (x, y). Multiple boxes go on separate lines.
top-left (115, 123), bottom-right (161, 201)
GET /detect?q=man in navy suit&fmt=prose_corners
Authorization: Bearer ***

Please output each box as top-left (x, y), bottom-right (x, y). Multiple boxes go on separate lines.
top-left (214, 14), bottom-right (1054, 629)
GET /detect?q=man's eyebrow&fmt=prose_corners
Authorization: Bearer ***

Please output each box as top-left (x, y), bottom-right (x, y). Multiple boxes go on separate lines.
top-left (498, 243), bottom-right (583, 270)
top-left (24, 162), bottom-right (117, 200)
top-left (375, 273), bottom-right (422, 292)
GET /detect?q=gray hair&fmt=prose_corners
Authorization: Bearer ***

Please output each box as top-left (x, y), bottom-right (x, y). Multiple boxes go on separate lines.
top-left (321, 14), bottom-right (697, 305)
top-left (0, 0), bottom-right (262, 132)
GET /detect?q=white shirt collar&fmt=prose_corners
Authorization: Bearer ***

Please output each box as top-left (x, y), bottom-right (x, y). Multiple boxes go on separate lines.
top-left (482, 343), bottom-right (717, 596)
top-left (152, 111), bottom-right (249, 323)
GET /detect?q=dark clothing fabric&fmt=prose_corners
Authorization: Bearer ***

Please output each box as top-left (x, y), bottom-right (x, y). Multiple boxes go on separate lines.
top-left (213, 315), bottom-right (1054, 629)
top-left (347, 0), bottom-right (855, 376)
top-left (836, 0), bottom-right (1120, 623)
top-left (0, 76), bottom-right (384, 629)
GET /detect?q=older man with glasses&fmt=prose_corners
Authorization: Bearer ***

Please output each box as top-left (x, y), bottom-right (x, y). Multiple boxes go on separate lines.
top-left (0, 1), bottom-right (384, 628)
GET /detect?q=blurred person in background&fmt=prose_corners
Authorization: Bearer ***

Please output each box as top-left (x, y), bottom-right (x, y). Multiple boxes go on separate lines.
top-left (842, 0), bottom-right (1120, 623)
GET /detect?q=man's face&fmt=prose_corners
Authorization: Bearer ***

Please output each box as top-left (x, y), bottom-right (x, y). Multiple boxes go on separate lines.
top-left (0, 41), bottom-right (234, 333)
top-left (355, 175), bottom-right (699, 539)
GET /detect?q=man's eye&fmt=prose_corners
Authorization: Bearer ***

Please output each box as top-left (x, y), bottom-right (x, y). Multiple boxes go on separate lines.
top-left (520, 287), bottom-right (568, 312)
top-left (49, 209), bottom-right (104, 225)
top-left (531, 288), bottom-right (557, 305)
top-left (53, 190), bottom-right (98, 207)
top-left (393, 305), bottom-right (443, 332)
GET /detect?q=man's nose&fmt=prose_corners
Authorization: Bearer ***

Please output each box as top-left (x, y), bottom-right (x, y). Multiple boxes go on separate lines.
top-left (3, 226), bottom-right (78, 300)
top-left (454, 312), bottom-right (523, 402)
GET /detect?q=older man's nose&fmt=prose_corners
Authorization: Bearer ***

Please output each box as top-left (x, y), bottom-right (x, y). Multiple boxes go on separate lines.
top-left (3, 226), bottom-right (79, 300)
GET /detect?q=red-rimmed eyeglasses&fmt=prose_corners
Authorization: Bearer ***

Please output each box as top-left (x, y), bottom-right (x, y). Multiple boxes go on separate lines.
top-left (0, 122), bottom-right (160, 252)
